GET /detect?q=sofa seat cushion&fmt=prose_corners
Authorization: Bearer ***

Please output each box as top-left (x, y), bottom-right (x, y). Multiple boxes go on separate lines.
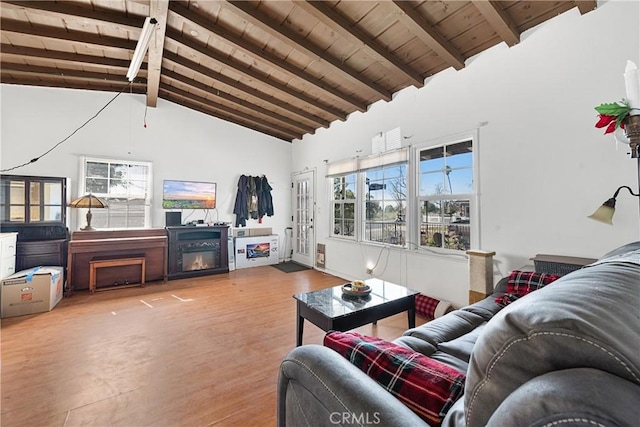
top-left (324, 331), bottom-right (465, 426)
top-left (437, 322), bottom-right (487, 363)
top-left (403, 309), bottom-right (488, 347)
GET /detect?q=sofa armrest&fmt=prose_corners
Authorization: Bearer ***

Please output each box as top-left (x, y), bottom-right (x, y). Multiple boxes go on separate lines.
top-left (486, 368), bottom-right (640, 427)
top-left (277, 344), bottom-right (427, 427)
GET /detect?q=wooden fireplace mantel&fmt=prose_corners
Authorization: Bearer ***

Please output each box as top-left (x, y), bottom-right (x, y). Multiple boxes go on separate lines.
top-left (67, 228), bottom-right (168, 294)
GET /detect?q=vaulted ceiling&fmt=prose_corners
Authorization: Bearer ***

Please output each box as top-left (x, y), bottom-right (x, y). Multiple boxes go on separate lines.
top-left (0, 0), bottom-right (597, 142)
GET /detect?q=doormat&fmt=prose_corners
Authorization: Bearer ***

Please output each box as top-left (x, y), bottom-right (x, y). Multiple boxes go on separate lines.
top-left (272, 261), bottom-right (311, 273)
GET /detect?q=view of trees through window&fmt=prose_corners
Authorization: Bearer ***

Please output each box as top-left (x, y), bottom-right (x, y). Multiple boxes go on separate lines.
top-left (332, 174), bottom-right (356, 237)
top-left (364, 164), bottom-right (406, 245)
top-left (329, 138), bottom-right (474, 251)
top-left (419, 140), bottom-right (473, 251)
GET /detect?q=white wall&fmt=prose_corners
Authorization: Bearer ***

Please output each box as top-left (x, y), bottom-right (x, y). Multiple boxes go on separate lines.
top-left (1, 1), bottom-right (638, 307)
top-left (0, 86), bottom-right (293, 250)
top-left (292, 1), bottom-right (640, 307)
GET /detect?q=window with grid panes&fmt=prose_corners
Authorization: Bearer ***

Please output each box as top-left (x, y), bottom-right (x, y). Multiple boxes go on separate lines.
top-left (363, 164), bottom-right (407, 246)
top-left (79, 157), bottom-right (152, 229)
top-left (331, 174), bottom-right (357, 239)
top-left (418, 140), bottom-right (473, 251)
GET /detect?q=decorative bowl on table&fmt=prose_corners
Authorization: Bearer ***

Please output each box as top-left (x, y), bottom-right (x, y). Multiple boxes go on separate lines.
top-left (342, 280), bottom-right (372, 296)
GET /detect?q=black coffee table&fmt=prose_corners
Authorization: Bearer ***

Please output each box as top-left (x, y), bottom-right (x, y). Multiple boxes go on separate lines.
top-left (293, 278), bottom-right (419, 346)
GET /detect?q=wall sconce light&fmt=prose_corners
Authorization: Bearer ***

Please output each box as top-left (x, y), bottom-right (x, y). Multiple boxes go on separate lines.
top-left (588, 186), bottom-right (640, 225)
top-left (68, 194), bottom-right (108, 230)
top-left (126, 17), bottom-right (158, 82)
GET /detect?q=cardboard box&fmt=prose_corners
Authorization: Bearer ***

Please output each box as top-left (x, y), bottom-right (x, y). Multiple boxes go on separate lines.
top-left (250, 227), bottom-right (272, 236)
top-left (1, 266), bottom-right (63, 318)
top-left (232, 227), bottom-right (273, 238)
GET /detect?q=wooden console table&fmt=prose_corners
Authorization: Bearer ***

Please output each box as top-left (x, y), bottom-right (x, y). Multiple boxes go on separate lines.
top-left (67, 228), bottom-right (167, 294)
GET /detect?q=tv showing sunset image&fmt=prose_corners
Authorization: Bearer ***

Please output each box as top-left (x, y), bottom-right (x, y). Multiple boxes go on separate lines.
top-left (163, 180), bottom-right (216, 209)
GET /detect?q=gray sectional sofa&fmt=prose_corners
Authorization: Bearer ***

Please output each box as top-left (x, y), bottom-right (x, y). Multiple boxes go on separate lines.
top-left (278, 242), bottom-right (640, 426)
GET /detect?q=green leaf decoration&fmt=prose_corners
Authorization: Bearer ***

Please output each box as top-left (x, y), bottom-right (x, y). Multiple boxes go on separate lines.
top-left (594, 100), bottom-right (630, 116)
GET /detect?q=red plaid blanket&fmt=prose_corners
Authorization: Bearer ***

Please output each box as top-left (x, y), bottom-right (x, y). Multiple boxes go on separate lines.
top-left (324, 331), bottom-right (465, 426)
top-left (495, 270), bottom-right (560, 306)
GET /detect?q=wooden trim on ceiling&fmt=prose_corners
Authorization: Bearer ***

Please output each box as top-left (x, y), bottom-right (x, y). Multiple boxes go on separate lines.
top-left (0, 18), bottom-right (136, 52)
top-left (226, 1), bottom-right (393, 100)
top-left (0, 78), bottom-right (146, 95)
top-left (0, 44), bottom-right (132, 69)
top-left (390, 1), bottom-right (466, 71)
top-left (471, 1), bottom-right (520, 47)
top-left (146, 0), bottom-right (169, 108)
top-left (162, 52), bottom-right (329, 130)
top-left (160, 85), bottom-right (299, 142)
top-left (165, 33), bottom-right (347, 120)
top-left (160, 82), bottom-right (304, 139)
top-left (574, 1), bottom-right (597, 15)
top-left (161, 69), bottom-right (316, 135)
top-left (296, 1), bottom-right (424, 88)
top-left (168, 3), bottom-right (368, 113)
top-left (1, 1), bottom-right (142, 28)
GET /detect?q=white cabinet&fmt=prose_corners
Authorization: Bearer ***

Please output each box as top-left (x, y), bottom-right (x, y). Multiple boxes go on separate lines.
top-left (0, 233), bottom-right (18, 280)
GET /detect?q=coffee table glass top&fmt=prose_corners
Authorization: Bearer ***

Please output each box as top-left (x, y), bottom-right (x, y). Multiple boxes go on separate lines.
top-left (293, 278), bottom-right (419, 319)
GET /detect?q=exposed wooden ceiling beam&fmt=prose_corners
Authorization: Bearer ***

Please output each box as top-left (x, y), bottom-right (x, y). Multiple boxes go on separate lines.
top-left (1, 1), bottom-right (141, 28)
top-left (162, 69), bottom-right (315, 135)
top-left (575, 1), bottom-right (597, 14)
top-left (0, 62), bottom-right (137, 87)
top-left (168, 3), bottom-right (367, 113)
top-left (471, 1), bottom-right (520, 47)
top-left (0, 19), bottom-right (135, 53)
top-left (160, 85), bottom-right (300, 142)
top-left (162, 51), bottom-right (329, 129)
top-left (296, 1), bottom-right (424, 88)
top-left (164, 29), bottom-right (346, 123)
top-left (0, 77), bottom-right (146, 95)
top-left (146, 0), bottom-right (169, 108)
top-left (390, 1), bottom-right (466, 71)
top-left (225, 1), bottom-right (392, 102)
top-left (160, 82), bottom-right (302, 139)
top-left (0, 44), bottom-right (132, 69)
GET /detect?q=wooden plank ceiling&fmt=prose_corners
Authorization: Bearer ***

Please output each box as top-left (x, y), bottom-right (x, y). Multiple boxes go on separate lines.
top-left (0, 0), bottom-right (597, 142)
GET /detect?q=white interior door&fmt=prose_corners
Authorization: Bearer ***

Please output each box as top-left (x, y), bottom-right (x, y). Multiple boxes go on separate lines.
top-left (291, 170), bottom-right (315, 267)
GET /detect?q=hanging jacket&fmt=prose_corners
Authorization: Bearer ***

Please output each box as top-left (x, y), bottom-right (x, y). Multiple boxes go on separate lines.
top-left (248, 176), bottom-right (259, 220)
top-left (233, 175), bottom-right (250, 227)
top-left (259, 175), bottom-right (274, 218)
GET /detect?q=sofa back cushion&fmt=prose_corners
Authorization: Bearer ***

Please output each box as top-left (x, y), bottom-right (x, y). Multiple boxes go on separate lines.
top-left (324, 331), bottom-right (465, 427)
top-left (465, 249), bottom-right (640, 427)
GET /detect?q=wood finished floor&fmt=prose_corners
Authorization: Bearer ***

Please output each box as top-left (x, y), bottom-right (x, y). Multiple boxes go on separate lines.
top-left (1, 266), bottom-right (426, 427)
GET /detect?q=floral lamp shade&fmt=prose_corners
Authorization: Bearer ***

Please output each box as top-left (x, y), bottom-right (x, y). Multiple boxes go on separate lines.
top-left (68, 194), bottom-right (108, 230)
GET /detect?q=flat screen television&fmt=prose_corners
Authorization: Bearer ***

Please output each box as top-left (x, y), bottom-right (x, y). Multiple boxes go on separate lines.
top-left (162, 180), bottom-right (216, 209)
top-left (246, 243), bottom-right (271, 259)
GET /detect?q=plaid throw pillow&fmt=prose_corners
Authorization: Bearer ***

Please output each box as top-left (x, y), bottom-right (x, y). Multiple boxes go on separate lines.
top-left (495, 270), bottom-right (560, 307)
top-left (415, 294), bottom-right (440, 319)
top-left (324, 331), bottom-right (465, 426)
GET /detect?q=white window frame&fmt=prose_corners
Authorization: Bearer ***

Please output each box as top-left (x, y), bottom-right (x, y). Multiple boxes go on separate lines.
top-left (329, 173), bottom-right (358, 240)
top-left (413, 130), bottom-right (480, 252)
top-left (360, 162), bottom-right (408, 247)
top-left (77, 156), bottom-right (153, 229)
